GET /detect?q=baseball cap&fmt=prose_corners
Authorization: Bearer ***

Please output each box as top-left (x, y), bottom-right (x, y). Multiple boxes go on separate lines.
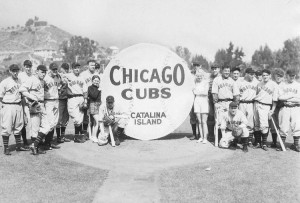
top-left (286, 69), bottom-right (296, 76)
top-left (245, 67), bottom-right (255, 74)
top-left (211, 63), bottom-right (220, 69)
top-left (61, 63), bottom-right (70, 70)
top-left (231, 67), bottom-right (241, 72)
top-left (72, 62), bottom-right (81, 68)
top-left (274, 68), bottom-right (285, 77)
top-left (49, 63), bottom-right (58, 70)
top-left (229, 102), bottom-right (238, 108)
top-left (262, 69), bottom-right (271, 75)
top-left (255, 70), bottom-right (262, 76)
top-left (106, 96), bottom-right (114, 103)
top-left (9, 64), bottom-right (20, 71)
top-left (37, 65), bottom-right (47, 71)
top-left (23, 60), bottom-right (32, 67)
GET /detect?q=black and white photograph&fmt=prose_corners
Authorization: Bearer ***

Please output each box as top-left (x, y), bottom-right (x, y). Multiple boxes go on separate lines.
top-left (0, 0), bottom-right (299, 202)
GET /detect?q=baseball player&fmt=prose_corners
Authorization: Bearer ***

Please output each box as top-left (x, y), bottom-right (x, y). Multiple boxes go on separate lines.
top-left (268, 68), bottom-right (285, 148)
top-left (219, 102), bottom-right (249, 152)
top-left (56, 63), bottom-right (71, 143)
top-left (277, 69), bottom-right (300, 152)
top-left (212, 65), bottom-right (240, 143)
top-left (253, 69), bottom-right (278, 151)
top-left (231, 67), bottom-right (242, 83)
top-left (0, 64), bottom-right (29, 155)
top-left (19, 65), bottom-right (51, 155)
top-left (255, 70), bottom-right (263, 82)
top-left (64, 62), bottom-right (88, 143)
top-left (98, 96), bottom-right (128, 146)
top-left (207, 63), bottom-right (221, 141)
top-left (238, 67), bottom-right (258, 146)
top-left (18, 60), bottom-right (34, 146)
top-left (80, 59), bottom-right (99, 139)
top-left (43, 63), bottom-right (64, 150)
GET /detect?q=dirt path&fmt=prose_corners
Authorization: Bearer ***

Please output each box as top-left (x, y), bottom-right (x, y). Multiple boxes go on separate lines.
top-left (57, 134), bottom-right (229, 203)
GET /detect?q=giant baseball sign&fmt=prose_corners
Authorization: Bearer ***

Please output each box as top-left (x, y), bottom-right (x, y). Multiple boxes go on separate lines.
top-left (102, 43), bottom-right (194, 140)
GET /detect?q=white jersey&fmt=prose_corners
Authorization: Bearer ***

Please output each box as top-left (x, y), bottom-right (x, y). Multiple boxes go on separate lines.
top-left (44, 74), bottom-right (62, 100)
top-left (278, 81), bottom-right (300, 101)
top-left (220, 109), bottom-right (248, 130)
top-left (254, 80), bottom-right (278, 104)
top-left (239, 78), bottom-right (259, 101)
top-left (19, 75), bottom-right (45, 101)
top-left (81, 70), bottom-right (102, 89)
top-left (0, 77), bottom-right (22, 103)
top-left (65, 73), bottom-right (87, 95)
top-left (212, 76), bottom-right (239, 99)
top-left (19, 72), bottom-right (33, 84)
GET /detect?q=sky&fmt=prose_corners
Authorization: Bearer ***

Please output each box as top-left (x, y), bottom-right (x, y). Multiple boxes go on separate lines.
top-left (0, 0), bottom-right (299, 62)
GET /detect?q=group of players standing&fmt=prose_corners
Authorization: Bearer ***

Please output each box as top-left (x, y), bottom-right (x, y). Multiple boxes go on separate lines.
top-left (191, 62), bottom-right (300, 153)
top-left (0, 59), bottom-right (126, 155)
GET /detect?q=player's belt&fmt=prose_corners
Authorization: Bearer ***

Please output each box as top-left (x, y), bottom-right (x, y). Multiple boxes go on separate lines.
top-left (2, 101), bottom-right (21, 105)
top-left (218, 98), bottom-right (233, 102)
top-left (240, 100), bottom-right (254, 104)
top-left (68, 94), bottom-right (83, 98)
top-left (282, 104), bottom-right (300, 108)
top-left (254, 100), bottom-right (272, 107)
top-left (44, 98), bottom-right (58, 101)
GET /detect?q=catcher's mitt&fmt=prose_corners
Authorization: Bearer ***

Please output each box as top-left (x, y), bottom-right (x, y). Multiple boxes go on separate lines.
top-left (232, 126), bottom-right (243, 137)
top-left (29, 101), bottom-right (41, 114)
top-left (103, 114), bottom-right (115, 126)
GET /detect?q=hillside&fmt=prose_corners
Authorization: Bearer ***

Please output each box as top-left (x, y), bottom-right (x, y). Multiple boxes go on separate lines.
top-left (0, 25), bottom-right (72, 52)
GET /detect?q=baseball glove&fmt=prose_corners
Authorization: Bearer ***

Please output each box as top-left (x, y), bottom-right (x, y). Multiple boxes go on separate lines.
top-left (232, 126), bottom-right (243, 137)
top-left (103, 114), bottom-right (115, 126)
top-left (29, 101), bottom-right (41, 114)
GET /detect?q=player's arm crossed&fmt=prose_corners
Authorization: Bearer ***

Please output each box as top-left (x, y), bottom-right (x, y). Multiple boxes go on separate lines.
top-left (19, 81), bottom-right (38, 102)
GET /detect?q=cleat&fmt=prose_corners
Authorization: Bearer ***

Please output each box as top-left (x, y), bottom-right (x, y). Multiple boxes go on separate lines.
top-left (30, 146), bottom-right (38, 155)
top-left (189, 135), bottom-right (196, 140)
top-left (74, 137), bottom-right (85, 143)
top-left (261, 145), bottom-right (268, 151)
top-left (290, 144), bottom-right (300, 152)
top-left (37, 147), bottom-right (46, 154)
top-left (252, 143), bottom-right (261, 149)
top-left (115, 137), bottom-right (120, 146)
top-left (269, 143), bottom-right (277, 148)
top-left (242, 145), bottom-right (248, 153)
top-left (63, 137), bottom-right (71, 142)
top-left (57, 138), bottom-right (65, 144)
top-left (248, 142), bottom-right (253, 147)
top-left (50, 144), bottom-right (60, 149)
top-left (16, 146), bottom-right (30, 151)
top-left (4, 147), bottom-right (11, 155)
top-left (202, 139), bottom-right (208, 144)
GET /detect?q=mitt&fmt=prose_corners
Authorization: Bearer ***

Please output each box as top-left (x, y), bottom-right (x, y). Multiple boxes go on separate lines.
top-left (232, 126), bottom-right (243, 137)
top-left (103, 114), bottom-right (115, 126)
top-left (29, 101), bottom-right (41, 114)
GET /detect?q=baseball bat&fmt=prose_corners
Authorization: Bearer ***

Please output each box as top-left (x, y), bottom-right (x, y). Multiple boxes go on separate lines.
top-left (271, 117), bottom-right (286, 152)
top-left (108, 125), bottom-right (115, 147)
top-left (214, 107), bottom-right (219, 147)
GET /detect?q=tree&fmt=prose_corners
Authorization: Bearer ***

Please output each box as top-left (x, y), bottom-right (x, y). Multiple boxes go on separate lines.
top-left (25, 19), bottom-right (34, 27)
top-left (191, 54), bottom-right (210, 71)
top-left (59, 36), bottom-right (98, 63)
top-left (174, 46), bottom-right (191, 67)
top-left (214, 42), bottom-right (245, 68)
top-left (251, 45), bottom-right (274, 69)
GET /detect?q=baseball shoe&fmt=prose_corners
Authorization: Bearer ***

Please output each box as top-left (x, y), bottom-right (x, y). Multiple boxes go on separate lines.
top-left (202, 139), bottom-right (208, 144)
top-left (57, 138), bottom-right (64, 143)
top-left (189, 135), bottom-right (196, 140)
top-left (16, 146), bottom-right (30, 151)
top-left (197, 138), bottom-right (203, 143)
top-left (115, 138), bottom-right (120, 146)
top-left (242, 145), bottom-right (248, 153)
top-left (268, 143), bottom-right (277, 148)
top-left (261, 145), bottom-right (268, 151)
top-left (37, 147), bottom-right (46, 154)
top-left (74, 137), bottom-right (85, 143)
top-left (50, 143), bottom-right (61, 149)
top-left (30, 146), bottom-right (38, 155)
top-left (290, 144), bottom-right (300, 152)
top-left (4, 147), bottom-right (11, 155)
top-left (252, 143), bottom-right (261, 149)
top-left (248, 142), bottom-right (253, 147)
top-left (63, 137), bottom-right (71, 142)
top-left (229, 143), bottom-right (237, 150)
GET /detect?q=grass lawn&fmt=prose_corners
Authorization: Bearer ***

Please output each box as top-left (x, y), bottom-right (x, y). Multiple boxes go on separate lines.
top-left (0, 150), bottom-right (108, 203)
top-left (159, 145), bottom-right (300, 203)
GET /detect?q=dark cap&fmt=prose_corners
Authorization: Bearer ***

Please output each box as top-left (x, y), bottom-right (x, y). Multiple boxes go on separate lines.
top-left (9, 64), bottom-right (20, 71)
top-left (23, 60), bottom-right (32, 67)
top-left (95, 63), bottom-right (100, 69)
top-left (106, 96), bottom-right (114, 103)
top-left (262, 69), bottom-right (271, 75)
top-left (72, 62), bottom-right (81, 68)
top-left (245, 67), bottom-right (255, 74)
top-left (61, 63), bottom-right (70, 70)
top-left (49, 63), bottom-right (58, 70)
top-left (255, 70), bottom-right (262, 76)
top-left (211, 63), bottom-right (220, 69)
top-left (286, 69), bottom-right (296, 76)
top-left (274, 68), bottom-right (285, 77)
top-left (37, 65), bottom-right (47, 71)
top-left (229, 102), bottom-right (238, 108)
top-left (231, 67), bottom-right (241, 72)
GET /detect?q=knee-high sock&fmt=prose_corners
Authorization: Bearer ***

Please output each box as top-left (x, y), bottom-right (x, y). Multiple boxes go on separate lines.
top-left (21, 126), bottom-right (27, 144)
top-left (61, 127), bottom-right (66, 136)
top-left (2, 136), bottom-right (9, 149)
top-left (83, 123), bottom-right (88, 131)
top-left (75, 125), bottom-right (81, 138)
top-left (249, 133), bottom-right (253, 143)
top-left (254, 131), bottom-right (261, 144)
top-left (56, 128), bottom-right (61, 139)
top-left (45, 129), bottom-right (54, 144)
top-left (14, 134), bottom-right (22, 147)
top-left (294, 136), bottom-right (299, 146)
top-left (271, 133), bottom-right (277, 145)
top-left (191, 124), bottom-right (196, 136)
top-left (242, 137), bottom-right (248, 146)
top-left (262, 132), bottom-right (268, 146)
top-left (281, 136), bottom-right (286, 144)
top-left (34, 132), bottom-right (46, 147)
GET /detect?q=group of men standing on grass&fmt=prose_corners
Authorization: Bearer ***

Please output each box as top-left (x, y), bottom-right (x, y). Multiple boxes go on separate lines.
top-left (190, 62), bottom-right (300, 153)
top-left (0, 59), bottom-right (127, 155)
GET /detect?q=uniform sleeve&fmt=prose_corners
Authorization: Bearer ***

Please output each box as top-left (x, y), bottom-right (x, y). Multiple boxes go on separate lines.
top-left (0, 81), bottom-right (6, 98)
top-left (82, 78), bottom-right (88, 94)
top-left (277, 83), bottom-right (285, 98)
top-left (211, 77), bottom-right (218, 94)
top-left (19, 79), bottom-right (31, 93)
top-left (232, 80), bottom-right (239, 96)
top-left (272, 83), bottom-right (279, 102)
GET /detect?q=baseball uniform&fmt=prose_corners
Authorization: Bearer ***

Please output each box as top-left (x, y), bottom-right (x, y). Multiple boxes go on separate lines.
top-left (0, 77), bottom-right (24, 142)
